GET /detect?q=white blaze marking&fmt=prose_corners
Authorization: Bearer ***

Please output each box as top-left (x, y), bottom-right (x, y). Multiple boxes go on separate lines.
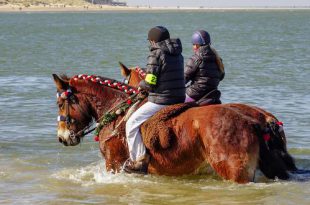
top-left (57, 128), bottom-right (71, 141)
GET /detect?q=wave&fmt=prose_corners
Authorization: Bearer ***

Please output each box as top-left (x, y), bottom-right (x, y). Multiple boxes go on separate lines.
top-left (51, 160), bottom-right (160, 186)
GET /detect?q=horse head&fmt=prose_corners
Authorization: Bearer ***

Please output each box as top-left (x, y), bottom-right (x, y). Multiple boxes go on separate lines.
top-left (52, 74), bottom-right (93, 146)
top-left (119, 62), bottom-right (145, 87)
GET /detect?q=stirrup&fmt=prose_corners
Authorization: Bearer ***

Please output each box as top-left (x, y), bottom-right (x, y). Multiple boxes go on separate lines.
top-left (123, 156), bottom-right (149, 174)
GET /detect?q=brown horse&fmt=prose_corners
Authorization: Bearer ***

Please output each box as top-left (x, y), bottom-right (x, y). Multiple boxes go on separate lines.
top-left (53, 73), bottom-right (297, 183)
top-left (120, 63), bottom-right (298, 175)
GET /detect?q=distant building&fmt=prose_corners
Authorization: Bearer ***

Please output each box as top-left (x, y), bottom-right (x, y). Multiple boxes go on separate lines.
top-left (86, 0), bottom-right (127, 6)
top-left (0, 0), bottom-right (8, 5)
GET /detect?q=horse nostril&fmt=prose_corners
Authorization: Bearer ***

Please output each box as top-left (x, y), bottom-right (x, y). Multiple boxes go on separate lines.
top-left (58, 137), bottom-right (63, 143)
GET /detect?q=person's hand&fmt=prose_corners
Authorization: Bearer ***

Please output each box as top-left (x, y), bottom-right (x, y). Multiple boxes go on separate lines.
top-left (137, 87), bottom-right (148, 99)
top-left (138, 86), bottom-right (148, 94)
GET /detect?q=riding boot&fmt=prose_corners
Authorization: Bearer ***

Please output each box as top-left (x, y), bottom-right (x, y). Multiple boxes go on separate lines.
top-left (124, 154), bottom-right (150, 174)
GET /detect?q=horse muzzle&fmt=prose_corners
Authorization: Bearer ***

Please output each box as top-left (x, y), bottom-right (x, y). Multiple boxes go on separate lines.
top-left (57, 130), bottom-right (81, 146)
top-left (58, 135), bottom-right (80, 146)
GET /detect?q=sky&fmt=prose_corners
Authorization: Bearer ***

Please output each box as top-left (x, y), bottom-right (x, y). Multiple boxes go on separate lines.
top-left (126, 0), bottom-right (310, 7)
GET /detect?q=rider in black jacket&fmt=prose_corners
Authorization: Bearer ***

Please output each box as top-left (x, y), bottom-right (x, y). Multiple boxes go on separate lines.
top-left (139, 35), bottom-right (185, 105)
top-left (124, 26), bottom-right (185, 174)
top-left (185, 30), bottom-right (224, 104)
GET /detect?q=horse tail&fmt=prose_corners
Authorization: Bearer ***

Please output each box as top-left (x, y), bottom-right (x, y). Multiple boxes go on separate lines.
top-left (254, 122), bottom-right (297, 180)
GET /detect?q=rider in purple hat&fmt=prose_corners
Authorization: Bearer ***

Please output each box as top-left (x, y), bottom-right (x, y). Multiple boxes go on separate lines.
top-left (185, 30), bottom-right (225, 104)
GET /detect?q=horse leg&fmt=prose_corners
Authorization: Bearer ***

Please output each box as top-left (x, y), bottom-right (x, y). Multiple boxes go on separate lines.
top-left (196, 118), bottom-right (260, 183)
top-left (206, 142), bottom-right (259, 183)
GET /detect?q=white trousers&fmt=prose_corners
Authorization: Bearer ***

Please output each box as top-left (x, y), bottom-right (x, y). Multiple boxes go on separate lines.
top-left (126, 101), bottom-right (166, 161)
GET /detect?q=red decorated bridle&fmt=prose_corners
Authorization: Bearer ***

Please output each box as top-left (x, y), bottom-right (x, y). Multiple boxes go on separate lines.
top-left (57, 88), bottom-right (74, 127)
top-left (56, 74), bottom-right (140, 140)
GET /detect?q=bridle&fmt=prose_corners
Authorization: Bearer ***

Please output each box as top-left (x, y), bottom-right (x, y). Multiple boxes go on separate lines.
top-left (57, 88), bottom-right (74, 127)
top-left (56, 73), bottom-right (143, 143)
top-left (57, 88), bottom-right (93, 139)
top-left (122, 73), bottom-right (130, 84)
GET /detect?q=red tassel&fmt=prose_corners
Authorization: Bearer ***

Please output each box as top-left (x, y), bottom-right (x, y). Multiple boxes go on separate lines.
top-left (263, 134), bottom-right (271, 141)
top-left (127, 99), bottom-right (132, 105)
top-left (94, 136), bottom-right (99, 142)
top-left (276, 121), bottom-right (283, 126)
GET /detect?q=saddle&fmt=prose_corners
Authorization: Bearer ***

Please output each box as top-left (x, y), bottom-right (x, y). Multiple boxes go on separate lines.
top-left (196, 89), bottom-right (222, 106)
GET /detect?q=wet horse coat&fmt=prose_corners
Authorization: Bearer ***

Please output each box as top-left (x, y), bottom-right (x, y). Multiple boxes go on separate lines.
top-left (120, 64), bottom-right (297, 178)
top-left (53, 73), bottom-right (297, 183)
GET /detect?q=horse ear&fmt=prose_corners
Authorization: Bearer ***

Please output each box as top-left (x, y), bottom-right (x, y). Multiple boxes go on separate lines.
top-left (52, 74), bottom-right (69, 90)
top-left (119, 62), bottom-right (131, 77)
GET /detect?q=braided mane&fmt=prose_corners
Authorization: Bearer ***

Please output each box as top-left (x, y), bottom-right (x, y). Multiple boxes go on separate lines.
top-left (67, 74), bottom-right (139, 96)
top-left (134, 67), bottom-right (146, 78)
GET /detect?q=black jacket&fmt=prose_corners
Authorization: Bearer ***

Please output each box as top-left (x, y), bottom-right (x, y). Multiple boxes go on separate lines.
top-left (139, 38), bottom-right (185, 105)
top-left (185, 45), bottom-right (224, 100)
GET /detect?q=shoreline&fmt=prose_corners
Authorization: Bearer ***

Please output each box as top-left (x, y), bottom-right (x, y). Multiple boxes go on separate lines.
top-left (1, 5), bottom-right (310, 13)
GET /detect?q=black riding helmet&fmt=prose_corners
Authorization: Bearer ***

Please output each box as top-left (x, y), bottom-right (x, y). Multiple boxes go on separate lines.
top-left (148, 26), bottom-right (170, 43)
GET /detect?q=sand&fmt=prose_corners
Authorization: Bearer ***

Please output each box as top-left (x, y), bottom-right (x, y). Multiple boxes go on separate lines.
top-left (0, 4), bottom-right (136, 12)
top-left (0, 3), bottom-right (310, 12)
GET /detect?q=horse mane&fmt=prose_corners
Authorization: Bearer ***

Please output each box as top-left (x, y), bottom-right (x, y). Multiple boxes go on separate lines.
top-left (134, 67), bottom-right (146, 78)
top-left (64, 74), bottom-right (138, 98)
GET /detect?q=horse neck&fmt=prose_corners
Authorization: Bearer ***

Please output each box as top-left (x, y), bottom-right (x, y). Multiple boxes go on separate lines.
top-left (85, 89), bottom-right (128, 120)
top-left (70, 77), bottom-right (131, 121)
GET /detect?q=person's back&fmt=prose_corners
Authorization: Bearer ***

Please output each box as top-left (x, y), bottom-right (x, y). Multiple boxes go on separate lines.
top-left (185, 30), bottom-right (224, 103)
top-left (145, 37), bottom-right (185, 104)
top-left (124, 26), bottom-right (185, 174)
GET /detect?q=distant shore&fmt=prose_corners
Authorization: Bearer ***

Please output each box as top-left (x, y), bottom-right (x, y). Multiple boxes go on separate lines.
top-left (0, 4), bottom-right (130, 12)
top-left (1, 4), bottom-right (310, 12)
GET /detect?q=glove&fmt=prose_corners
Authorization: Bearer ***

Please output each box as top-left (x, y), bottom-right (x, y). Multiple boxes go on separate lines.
top-left (138, 80), bottom-right (152, 92)
top-left (137, 87), bottom-right (148, 99)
